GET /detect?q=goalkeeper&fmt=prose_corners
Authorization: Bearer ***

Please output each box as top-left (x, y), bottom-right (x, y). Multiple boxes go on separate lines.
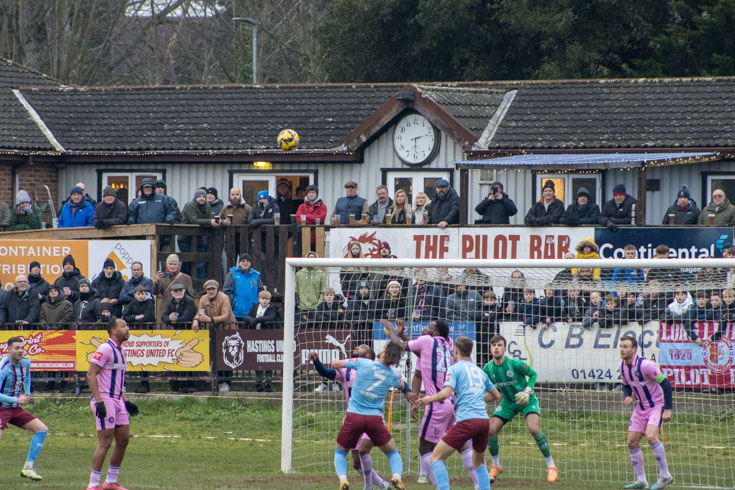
top-left (482, 334), bottom-right (557, 483)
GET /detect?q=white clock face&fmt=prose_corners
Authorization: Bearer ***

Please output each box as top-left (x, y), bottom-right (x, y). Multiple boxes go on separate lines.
top-left (393, 114), bottom-right (438, 165)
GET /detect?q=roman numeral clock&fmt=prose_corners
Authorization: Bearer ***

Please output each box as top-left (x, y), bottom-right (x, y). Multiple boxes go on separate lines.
top-left (392, 113), bottom-right (440, 166)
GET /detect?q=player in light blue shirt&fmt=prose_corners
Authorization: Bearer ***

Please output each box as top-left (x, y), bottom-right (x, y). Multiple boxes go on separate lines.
top-left (331, 341), bottom-right (416, 490)
top-left (419, 336), bottom-right (501, 490)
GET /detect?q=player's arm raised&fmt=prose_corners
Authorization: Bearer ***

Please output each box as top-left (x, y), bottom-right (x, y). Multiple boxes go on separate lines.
top-left (655, 372), bottom-right (673, 421)
top-left (309, 352), bottom-right (338, 380)
top-left (419, 385), bottom-right (453, 406)
top-left (331, 359), bottom-right (347, 370)
top-left (381, 319), bottom-right (408, 349)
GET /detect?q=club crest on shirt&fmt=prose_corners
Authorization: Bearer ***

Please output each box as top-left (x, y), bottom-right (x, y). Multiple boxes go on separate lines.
top-left (93, 351), bottom-right (103, 361)
top-left (506, 370), bottom-right (514, 378)
top-left (108, 416), bottom-right (114, 423)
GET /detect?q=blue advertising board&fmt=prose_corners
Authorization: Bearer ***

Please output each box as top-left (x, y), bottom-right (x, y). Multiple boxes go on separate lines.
top-left (372, 321), bottom-right (476, 342)
top-left (595, 227), bottom-right (732, 260)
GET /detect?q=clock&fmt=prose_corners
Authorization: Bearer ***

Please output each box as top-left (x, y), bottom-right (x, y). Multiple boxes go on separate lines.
top-left (393, 113), bottom-right (439, 166)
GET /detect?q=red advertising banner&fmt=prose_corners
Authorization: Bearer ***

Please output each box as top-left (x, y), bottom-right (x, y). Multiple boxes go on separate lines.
top-left (658, 322), bottom-right (735, 388)
top-left (295, 328), bottom-right (353, 370)
top-left (215, 329), bottom-right (286, 371)
top-left (0, 330), bottom-right (77, 370)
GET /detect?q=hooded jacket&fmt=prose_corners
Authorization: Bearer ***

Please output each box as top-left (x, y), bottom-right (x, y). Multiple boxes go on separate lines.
top-left (572, 239), bottom-right (601, 281)
top-left (249, 196), bottom-right (279, 228)
top-left (9, 204), bottom-right (43, 231)
top-left (123, 297), bottom-right (156, 325)
top-left (0, 288), bottom-right (40, 324)
top-left (73, 289), bottom-right (102, 323)
top-left (524, 198), bottom-right (564, 225)
top-left (217, 198), bottom-right (252, 225)
top-left (93, 198), bottom-right (129, 229)
top-left (295, 259), bottom-right (327, 311)
top-left (28, 272), bottom-right (50, 302)
top-left (474, 191), bottom-right (518, 224)
top-left (698, 198), bottom-right (735, 226)
top-left (128, 188), bottom-right (178, 224)
top-left (560, 190), bottom-right (600, 226)
top-left (58, 199), bottom-right (95, 228)
top-left (296, 197), bottom-right (327, 225)
top-left (223, 265), bottom-right (263, 318)
top-left (53, 267), bottom-right (86, 301)
top-left (599, 194), bottom-right (637, 225)
top-left (41, 296), bottom-right (74, 327)
top-left (91, 270), bottom-right (125, 316)
top-left (428, 187), bottom-right (460, 225)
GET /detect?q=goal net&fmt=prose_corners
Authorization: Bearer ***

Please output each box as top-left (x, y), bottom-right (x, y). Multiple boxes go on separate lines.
top-left (282, 257), bottom-right (735, 488)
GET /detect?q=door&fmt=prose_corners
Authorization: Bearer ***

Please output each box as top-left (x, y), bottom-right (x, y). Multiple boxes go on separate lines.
top-left (232, 173), bottom-right (314, 205)
top-left (385, 170), bottom-right (450, 204)
top-left (101, 172), bottom-right (162, 204)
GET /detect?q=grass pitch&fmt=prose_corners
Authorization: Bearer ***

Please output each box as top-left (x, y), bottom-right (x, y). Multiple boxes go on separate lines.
top-left (0, 395), bottom-right (732, 489)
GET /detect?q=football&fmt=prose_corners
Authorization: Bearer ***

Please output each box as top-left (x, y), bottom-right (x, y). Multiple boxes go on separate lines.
top-left (277, 129), bottom-right (299, 151)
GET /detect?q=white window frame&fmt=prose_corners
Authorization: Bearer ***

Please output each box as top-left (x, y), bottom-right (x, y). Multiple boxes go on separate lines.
top-left (385, 170), bottom-right (451, 204)
top-left (232, 172), bottom-right (314, 197)
top-left (101, 171), bottom-right (163, 203)
top-left (535, 173), bottom-right (602, 207)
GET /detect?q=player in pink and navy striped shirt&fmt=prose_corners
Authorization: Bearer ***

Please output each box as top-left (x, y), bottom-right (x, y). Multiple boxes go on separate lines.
top-left (619, 335), bottom-right (674, 490)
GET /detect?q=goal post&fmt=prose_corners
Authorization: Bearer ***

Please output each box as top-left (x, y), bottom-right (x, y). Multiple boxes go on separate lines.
top-left (282, 257), bottom-right (735, 488)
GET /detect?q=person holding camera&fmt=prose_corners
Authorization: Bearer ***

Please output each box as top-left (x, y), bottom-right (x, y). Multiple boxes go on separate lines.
top-left (475, 181), bottom-right (518, 224)
top-left (153, 254), bottom-right (193, 315)
top-left (599, 184), bottom-right (638, 231)
top-left (178, 189), bottom-right (219, 280)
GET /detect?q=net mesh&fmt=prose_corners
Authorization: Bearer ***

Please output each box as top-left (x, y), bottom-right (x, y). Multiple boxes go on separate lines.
top-left (285, 259), bottom-right (735, 488)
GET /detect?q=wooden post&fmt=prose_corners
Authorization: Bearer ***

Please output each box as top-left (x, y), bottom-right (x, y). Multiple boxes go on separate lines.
top-left (637, 165), bottom-right (647, 224)
top-left (459, 168), bottom-right (469, 225)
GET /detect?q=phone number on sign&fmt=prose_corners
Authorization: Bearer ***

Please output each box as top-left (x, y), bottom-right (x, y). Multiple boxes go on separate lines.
top-left (570, 368), bottom-right (621, 381)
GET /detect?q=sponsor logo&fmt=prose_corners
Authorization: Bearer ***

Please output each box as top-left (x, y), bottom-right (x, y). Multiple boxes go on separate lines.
top-left (222, 332), bottom-right (245, 369)
top-left (92, 351), bottom-right (103, 361)
top-left (702, 339), bottom-right (733, 375)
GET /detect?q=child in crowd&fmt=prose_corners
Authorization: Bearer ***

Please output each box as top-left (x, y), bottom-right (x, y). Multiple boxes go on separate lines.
top-left (582, 291), bottom-right (603, 328)
top-left (620, 291), bottom-right (640, 324)
top-left (685, 291), bottom-right (719, 343)
top-left (665, 290), bottom-right (693, 322)
top-left (564, 289), bottom-right (586, 323)
top-left (611, 244), bottom-right (645, 284)
top-left (598, 294), bottom-right (623, 328)
top-left (721, 288), bottom-right (735, 321)
top-left (638, 280), bottom-right (667, 322)
top-left (518, 288), bottom-right (541, 328)
top-left (540, 286), bottom-right (564, 329)
top-left (122, 285), bottom-right (156, 326)
top-left (313, 286), bottom-right (346, 325)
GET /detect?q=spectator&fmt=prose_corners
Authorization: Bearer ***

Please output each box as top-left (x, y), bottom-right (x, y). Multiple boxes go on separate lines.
top-left (599, 184), bottom-right (637, 230)
top-left (611, 245), bottom-right (645, 284)
top-left (518, 288), bottom-right (541, 327)
top-left (685, 291), bottom-right (719, 345)
top-left (428, 179), bottom-right (460, 228)
top-left (296, 184), bottom-right (328, 244)
top-left (53, 254), bottom-right (85, 302)
top-left (91, 258), bottom-right (125, 317)
top-left (223, 253), bottom-right (264, 320)
top-left (571, 239), bottom-right (601, 281)
top-left (386, 189), bottom-right (412, 224)
top-left (720, 288), bottom-right (735, 321)
top-left (502, 270), bottom-right (526, 318)
top-left (249, 190), bottom-right (280, 254)
top-left (61, 182), bottom-right (96, 207)
top-left (564, 289), bottom-right (586, 323)
top-left (540, 287), bottom-right (564, 328)
top-left (27, 261), bottom-right (50, 302)
top-left (0, 200), bottom-right (10, 227)
top-left (369, 241), bottom-right (407, 294)
top-left (58, 185), bottom-right (95, 228)
top-left (313, 287), bottom-right (346, 326)
top-left (553, 252), bottom-right (577, 288)
top-left (295, 251), bottom-right (327, 320)
top-left (339, 240), bottom-right (368, 299)
top-left (645, 244), bottom-right (686, 293)
top-left (582, 291), bottom-right (603, 328)
top-left (665, 290), bottom-right (693, 322)
top-left (525, 180), bottom-right (563, 226)
top-left (446, 283), bottom-right (482, 322)
top-left (40, 285), bottom-right (73, 328)
top-left (154, 179), bottom-right (182, 223)
top-left (475, 181), bottom-right (518, 224)
top-left (413, 192), bottom-right (430, 224)
top-left (620, 291), bottom-right (640, 324)
top-left (698, 188), bottom-right (735, 226)
top-left (331, 180), bottom-right (368, 225)
top-left (0, 275), bottom-right (40, 325)
top-left (93, 186), bottom-right (128, 229)
top-left (560, 187), bottom-right (600, 226)
top-left (244, 289), bottom-right (282, 330)
top-left (73, 279), bottom-right (101, 324)
top-left (294, 186), bottom-right (306, 205)
top-left (597, 294), bottom-right (623, 328)
top-left (377, 280), bottom-right (407, 321)
top-left (637, 280), bottom-right (667, 322)
top-left (710, 291), bottom-right (723, 320)
top-left (160, 283), bottom-right (196, 327)
top-left (153, 254), bottom-right (194, 312)
top-left (368, 185), bottom-right (393, 224)
top-left (479, 291), bottom-right (500, 359)
top-left (119, 261), bottom-right (153, 306)
top-left (663, 186), bottom-right (700, 225)
top-left (128, 178), bottom-right (178, 225)
top-left (407, 278), bottom-right (445, 322)
top-left (275, 178), bottom-right (297, 224)
top-left (219, 187), bottom-right (252, 225)
top-left (346, 280), bottom-right (375, 348)
top-left (122, 285), bottom-right (156, 326)
top-left (206, 187), bottom-right (224, 216)
top-left (179, 188), bottom-right (218, 280)
top-left (9, 190), bottom-right (43, 231)
top-left (464, 267), bottom-right (492, 297)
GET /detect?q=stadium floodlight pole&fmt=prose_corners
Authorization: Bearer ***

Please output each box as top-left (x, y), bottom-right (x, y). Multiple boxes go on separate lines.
top-left (281, 257), bottom-right (297, 473)
top-left (233, 17), bottom-right (258, 84)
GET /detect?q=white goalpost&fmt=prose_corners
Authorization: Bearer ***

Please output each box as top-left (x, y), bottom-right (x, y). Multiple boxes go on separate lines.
top-left (282, 257), bottom-right (735, 488)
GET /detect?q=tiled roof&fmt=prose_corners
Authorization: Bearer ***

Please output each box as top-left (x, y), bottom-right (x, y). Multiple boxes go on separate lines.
top-left (20, 84), bottom-right (403, 151)
top-left (480, 78), bottom-right (735, 149)
top-left (416, 86), bottom-right (507, 138)
top-left (0, 59), bottom-right (60, 151)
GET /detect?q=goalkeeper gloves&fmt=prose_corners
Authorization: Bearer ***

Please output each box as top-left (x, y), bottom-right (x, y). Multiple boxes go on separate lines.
top-left (514, 387), bottom-right (532, 406)
top-left (125, 400), bottom-right (139, 417)
top-left (95, 401), bottom-right (107, 419)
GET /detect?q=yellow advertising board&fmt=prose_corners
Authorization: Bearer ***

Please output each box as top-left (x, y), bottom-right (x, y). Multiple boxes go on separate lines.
top-left (0, 241), bottom-right (88, 289)
top-left (76, 330), bottom-right (210, 372)
top-left (0, 330), bottom-right (77, 370)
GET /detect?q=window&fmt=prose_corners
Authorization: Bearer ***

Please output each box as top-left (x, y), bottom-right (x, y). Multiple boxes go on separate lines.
top-left (231, 173), bottom-right (313, 205)
top-left (385, 170), bottom-right (451, 203)
top-left (706, 174), bottom-right (735, 204)
top-left (535, 173), bottom-right (601, 206)
top-left (101, 171), bottom-right (163, 204)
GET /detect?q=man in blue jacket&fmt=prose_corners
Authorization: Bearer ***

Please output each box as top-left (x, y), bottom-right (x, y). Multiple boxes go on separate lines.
top-left (223, 253), bottom-right (264, 320)
top-left (127, 178), bottom-right (178, 225)
top-left (58, 186), bottom-right (94, 228)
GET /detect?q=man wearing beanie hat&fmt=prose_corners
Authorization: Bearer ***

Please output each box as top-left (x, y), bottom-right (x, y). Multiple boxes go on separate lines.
top-left (179, 189), bottom-right (219, 280)
top-left (53, 255), bottom-right (86, 302)
top-left (249, 190), bottom-right (280, 228)
top-left (9, 190), bottom-right (43, 231)
top-left (127, 177), bottom-right (178, 226)
top-left (560, 187), bottom-right (601, 226)
top-left (296, 184), bottom-right (327, 241)
top-left (475, 181), bottom-right (518, 224)
top-left (223, 253), bottom-right (264, 320)
top-left (91, 258), bottom-right (125, 316)
top-left (27, 261), bottom-right (50, 303)
top-left (599, 183), bottom-right (637, 230)
top-left (206, 187), bottom-right (224, 216)
top-left (93, 186), bottom-right (129, 229)
top-left (662, 186), bottom-right (701, 225)
top-left (525, 180), bottom-right (564, 226)
top-left (58, 185), bottom-right (95, 228)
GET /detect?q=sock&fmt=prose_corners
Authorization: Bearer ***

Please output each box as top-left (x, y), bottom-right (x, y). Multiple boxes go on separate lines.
top-left (431, 460), bottom-right (450, 490)
top-left (533, 431), bottom-right (552, 459)
top-left (386, 449), bottom-right (402, 478)
top-left (651, 441), bottom-right (670, 477)
top-left (460, 448), bottom-right (479, 487)
top-left (89, 469), bottom-right (101, 487)
top-left (359, 453), bottom-right (374, 489)
top-left (629, 447), bottom-right (647, 483)
top-left (334, 448), bottom-right (348, 481)
top-left (475, 465), bottom-right (491, 490)
top-left (371, 469), bottom-right (387, 488)
top-left (421, 452), bottom-right (437, 486)
top-left (488, 435), bottom-right (500, 466)
top-left (105, 465), bottom-right (120, 483)
top-left (26, 430), bottom-right (48, 467)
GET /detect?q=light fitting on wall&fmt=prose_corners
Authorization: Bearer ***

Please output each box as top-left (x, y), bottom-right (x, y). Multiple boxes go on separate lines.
top-left (253, 161), bottom-right (272, 169)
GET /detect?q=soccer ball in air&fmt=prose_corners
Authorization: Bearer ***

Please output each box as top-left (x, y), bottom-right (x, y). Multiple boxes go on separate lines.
top-left (277, 129), bottom-right (299, 151)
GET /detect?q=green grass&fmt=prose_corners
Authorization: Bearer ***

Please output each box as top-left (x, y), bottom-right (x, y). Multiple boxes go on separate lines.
top-left (0, 396), bottom-right (733, 489)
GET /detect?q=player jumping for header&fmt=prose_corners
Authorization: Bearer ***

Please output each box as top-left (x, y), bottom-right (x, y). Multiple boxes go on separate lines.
top-left (87, 317), bottom-right (139, 490)
top-left (418, 336), bottom-right (501, 490)
top-left (0, 336), bottom-right (49, 481)
top-left (331, 341), bottom-right (416, 490)
top-left (619, 335), bottom-right (674, 490)
top-left (482, 334), bottom-right (557, 483)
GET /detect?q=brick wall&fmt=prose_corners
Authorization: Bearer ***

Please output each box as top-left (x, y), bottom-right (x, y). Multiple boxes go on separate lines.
top-left (0, 161), bottom-right (60, 221)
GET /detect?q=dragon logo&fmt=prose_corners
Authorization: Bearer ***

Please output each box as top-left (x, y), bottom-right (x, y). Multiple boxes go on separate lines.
top-left (222, 332), bottom-right (245, 369)
top-left (343, 231), bottom-right (383, 258)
